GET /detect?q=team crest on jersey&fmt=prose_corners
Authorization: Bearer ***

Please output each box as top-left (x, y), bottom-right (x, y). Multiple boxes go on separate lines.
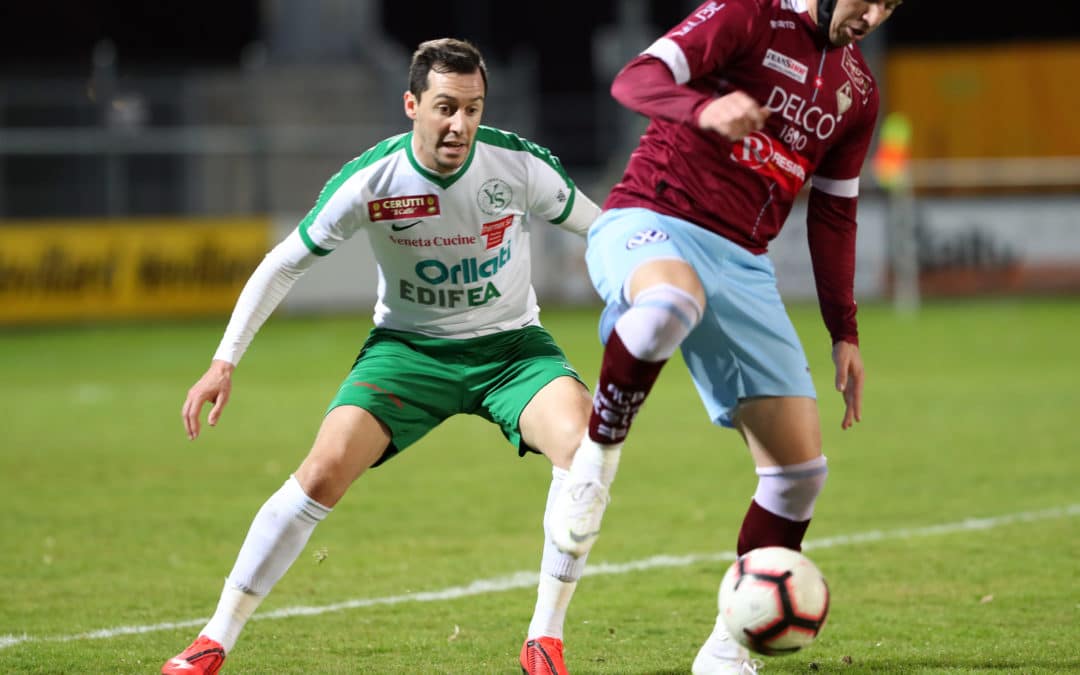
top-left (763, 49), bottom-right (808, 84)
top-left (480, 214), bottom-right (514, 249)
top-left (368, 194), bottom-right (440, 221)
top-left (836, 82), bottom-right (853, 116)
top-left (477, 178), bottom-right (512, 216)
top-left (841, 47), bottom-right (870, 96)
top-left (626, 229), bottom-right (669, 249)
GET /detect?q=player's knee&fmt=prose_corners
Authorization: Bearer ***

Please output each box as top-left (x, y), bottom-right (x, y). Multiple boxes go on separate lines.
top-left (753, 455), bottom-right (828, 522)
top-left (615, 283), bottom-right (704, 361)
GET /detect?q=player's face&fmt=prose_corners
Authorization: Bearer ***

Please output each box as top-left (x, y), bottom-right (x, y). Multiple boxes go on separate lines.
top-left (828, 0), bottom-right (902, 46)
top-left (404, 69), bottom-right (485, 174)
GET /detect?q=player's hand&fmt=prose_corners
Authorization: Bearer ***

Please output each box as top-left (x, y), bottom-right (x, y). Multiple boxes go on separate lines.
top-left (697, 91), bottom-right (771, 142)
top-left (182, 359), bottom-right (236, 440)
top-left (832, 340), bottom-right (864, 430)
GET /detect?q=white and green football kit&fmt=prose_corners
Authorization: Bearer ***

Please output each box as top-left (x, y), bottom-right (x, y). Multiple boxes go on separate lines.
top-left (211, 126), bottom-right (600, 462)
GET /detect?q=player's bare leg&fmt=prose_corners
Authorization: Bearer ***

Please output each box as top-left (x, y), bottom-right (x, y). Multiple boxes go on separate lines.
top-left (551, 260), bottom-right (704, 557)
top-left (163, 406), bottom-right (388, 674)
top-left (518, 377), bottom-right (591, 674)
top-left (694, 396), bottom-right (826, 675)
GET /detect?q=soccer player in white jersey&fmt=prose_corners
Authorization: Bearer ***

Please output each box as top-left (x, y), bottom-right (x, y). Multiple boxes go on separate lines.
top-left (163, 38), bottom-right (601, 675)
top-left (545, 1), bottom-right (902, 673)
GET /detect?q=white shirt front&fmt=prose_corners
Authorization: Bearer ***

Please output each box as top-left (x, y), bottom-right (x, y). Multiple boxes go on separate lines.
top-left (213, 126), bottom-right (599, 364)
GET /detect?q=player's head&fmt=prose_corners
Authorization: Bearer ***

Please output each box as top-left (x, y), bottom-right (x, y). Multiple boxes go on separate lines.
top-left (405, 38), bottom-right (488, 174)
top-left (814, 0), bottom-right (902, 47)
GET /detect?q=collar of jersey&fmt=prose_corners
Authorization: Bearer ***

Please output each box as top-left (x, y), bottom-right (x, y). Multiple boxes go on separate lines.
top-left (404, 131), bottom-right (477, 190)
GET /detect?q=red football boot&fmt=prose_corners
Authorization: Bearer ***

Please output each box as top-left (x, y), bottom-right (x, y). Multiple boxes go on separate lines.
top-left (520, 636), bottom-right (568, 675)
top-left (162, 635), bottom-right (226, 675)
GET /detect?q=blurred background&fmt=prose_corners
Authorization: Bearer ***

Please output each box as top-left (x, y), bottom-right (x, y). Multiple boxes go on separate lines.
top-left (2, 0), bottom-right (1080, 324)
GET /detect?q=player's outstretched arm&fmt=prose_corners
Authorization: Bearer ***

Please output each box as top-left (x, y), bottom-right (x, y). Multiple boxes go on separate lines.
top-left (182, 359), bottom-right (236, 440)
top-left (831, 341), bottom-right (864, 430)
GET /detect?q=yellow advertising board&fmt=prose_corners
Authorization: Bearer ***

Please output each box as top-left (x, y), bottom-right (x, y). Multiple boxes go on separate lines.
top-left (0, 218), bottom-right (270, 324)
top-left (886, 43), bottom-right (1080, 159)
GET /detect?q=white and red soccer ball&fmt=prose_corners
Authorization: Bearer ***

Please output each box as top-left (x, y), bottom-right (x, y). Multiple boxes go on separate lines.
top-left (718, 546), bottom-right (830, 656)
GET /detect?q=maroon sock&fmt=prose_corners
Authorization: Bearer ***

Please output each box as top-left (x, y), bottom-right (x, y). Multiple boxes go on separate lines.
top-left (588, 329), bottom-right (666, 444)
top-left (736, 499), bottom-right (811, 556)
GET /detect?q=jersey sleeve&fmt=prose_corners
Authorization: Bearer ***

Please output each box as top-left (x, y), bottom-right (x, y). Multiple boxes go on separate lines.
top-left (641, 0), bottom-right (760, 85)
top-left (295, 158), bottom-right (369, 257)
top-left (805, 88), bottom-right (879, 346)
top-left (212, 231), bottom-right (318, 365)
top-left (520, 139), bottom-right (587, 229)
top-left (611, 55), bottom-right (715, 126)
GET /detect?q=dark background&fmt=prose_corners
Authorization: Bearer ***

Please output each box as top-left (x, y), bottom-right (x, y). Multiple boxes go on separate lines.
top-left (3, 2), bottom-right (1078, 72)
top-left (2, 1), bottom-right (1077, 218)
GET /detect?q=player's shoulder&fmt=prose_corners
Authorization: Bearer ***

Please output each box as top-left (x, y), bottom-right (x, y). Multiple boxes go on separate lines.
top-left (351, 132), bottom-right (411, 171)
top-left (475, 126), bottom-right (547, 156)
top-left (840, 43), bottom-right (880, 102)
top-left (668, 0), bottom-right (778, 43)
top-left (672, 0), bottom-right (766, 29)
top-left (474, 126), bottom-right (567, 174)
top-left (312, 133), bottom-right (410, 202)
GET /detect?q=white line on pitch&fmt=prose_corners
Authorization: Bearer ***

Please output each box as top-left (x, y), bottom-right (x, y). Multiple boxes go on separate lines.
top-left (2, 503), bottom-right (1077, 651)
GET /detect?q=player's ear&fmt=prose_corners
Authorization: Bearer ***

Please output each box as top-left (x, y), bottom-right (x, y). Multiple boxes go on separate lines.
top-left (404, 91), bottom-right (418, 120)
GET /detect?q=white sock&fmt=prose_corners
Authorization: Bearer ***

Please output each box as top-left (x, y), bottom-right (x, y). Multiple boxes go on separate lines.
top-left (753, 455), bottom-right (828, 521)
top-left (568, 436), bottom-right (621, 488)
top-left (529, 467), bottom-right (588, 639)
top-left (614, 284), bottom-right (703, 362)
top-left (200, 580), bottom-right (264, 653)
top-left (201, 475), bottom-right (331, 651)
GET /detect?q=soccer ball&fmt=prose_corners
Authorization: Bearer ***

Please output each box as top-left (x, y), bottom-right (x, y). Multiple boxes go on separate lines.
top-left (718, 546), bottom-right (830, 656)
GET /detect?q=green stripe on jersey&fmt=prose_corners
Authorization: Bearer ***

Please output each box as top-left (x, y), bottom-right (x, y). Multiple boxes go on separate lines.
top-left (474, 127), bottom-right (576, 223)
top-left (297, 133), bottom-right (411, 256)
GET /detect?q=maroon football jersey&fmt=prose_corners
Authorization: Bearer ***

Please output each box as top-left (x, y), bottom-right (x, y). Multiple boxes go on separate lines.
top-left (604, 0), bottom-right (877, 342)
top-left (606, 0), bottom-right (878, 251)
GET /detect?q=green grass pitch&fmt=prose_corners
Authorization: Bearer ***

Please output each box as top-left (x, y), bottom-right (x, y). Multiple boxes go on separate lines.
top-left (1, 298), bottom-right (1078, 673)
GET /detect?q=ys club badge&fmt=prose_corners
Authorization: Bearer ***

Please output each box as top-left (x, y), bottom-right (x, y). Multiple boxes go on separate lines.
top-left (477, 178), bottom-right (512, 216)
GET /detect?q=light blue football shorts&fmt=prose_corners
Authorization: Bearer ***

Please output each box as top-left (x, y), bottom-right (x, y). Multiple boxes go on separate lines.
top-left (586, 207), bottom-right (817, 428)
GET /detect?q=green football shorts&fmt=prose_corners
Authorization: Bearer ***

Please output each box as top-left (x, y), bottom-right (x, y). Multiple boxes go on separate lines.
top-left (327, 326), bottom-right (586, 467)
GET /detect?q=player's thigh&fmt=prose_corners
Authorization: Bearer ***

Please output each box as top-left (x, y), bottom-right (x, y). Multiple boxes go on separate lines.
top-left (679, 236), bottom-right (816, 428)
top-left (734, 395), bottom-right (823, 468)
top-left (518, 375), bottom-right (591, 469)
top-left (326, 330), bottom-right (462, 466)
top-left (295, 405), bottom-right (392, 506)
top-left (587, 207), bottom-right (701, 341)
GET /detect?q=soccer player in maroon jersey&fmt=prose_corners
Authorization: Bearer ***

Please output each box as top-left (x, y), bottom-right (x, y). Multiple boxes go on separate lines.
top-left (547, 1), bottom-right (902, 672)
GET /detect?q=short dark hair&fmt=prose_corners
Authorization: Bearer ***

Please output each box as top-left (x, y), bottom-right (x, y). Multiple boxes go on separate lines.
top-left (408, 38), bottom-right (488, 101)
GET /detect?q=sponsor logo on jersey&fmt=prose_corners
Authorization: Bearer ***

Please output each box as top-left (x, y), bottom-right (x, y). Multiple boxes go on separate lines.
top-left (770, 19), bottom-right (797, 30)
top-left (764, 86), bottom-right (839, 140)
top-left (480, 214), bottom-right (514, 249)
top-left (836, 82), bottom-right (853, 116)
top-left (626, 229), bottom-right (669, 249)
top-left (391, 220), bottom-right (424, 232)
top-left (399, 280), bottom-right (502, 308)
top-left (730, 131), bottom-right (811, 196)
top-left (671, 1), bottom-right (726, 37)
top-left (399, 243), bottom-right (511, 309)
top-left (388, 234), bottom-right (479, 248)
top-left (477, 178), bottom-right (512, 216)
top-left (414, 243), bottom-right (512, 285)
top-left (368, 194), bottom-right (440, 221)
top-left (841, 47), bottom-right (871, 96)
top-left (763, 49), bottom-right (808, 84)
